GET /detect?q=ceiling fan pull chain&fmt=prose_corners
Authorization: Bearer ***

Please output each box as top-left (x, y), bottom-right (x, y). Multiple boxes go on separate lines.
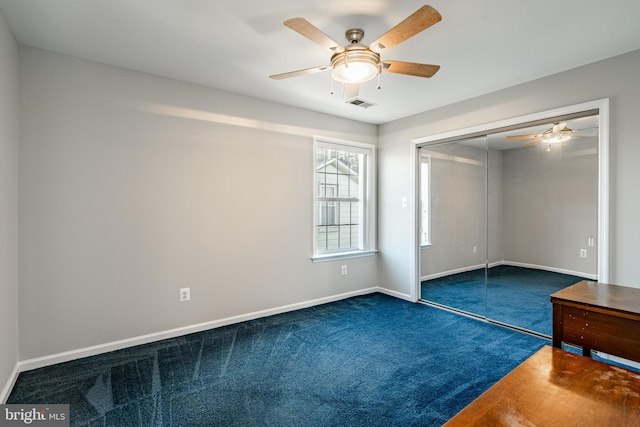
top-left (330, 77), bottom-right (334, 95)
top-left (377, 72), bottom-right (381, 90)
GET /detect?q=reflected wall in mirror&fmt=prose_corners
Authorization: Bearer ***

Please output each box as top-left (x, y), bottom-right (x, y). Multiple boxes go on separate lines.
top-left (419, 114), bottom-right (599, 336)
top-left (419, 138), bottom-right (488, 317)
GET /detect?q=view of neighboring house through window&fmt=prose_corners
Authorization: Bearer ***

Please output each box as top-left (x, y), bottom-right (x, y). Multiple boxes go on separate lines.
top-left (318, 183), bottom-right (337, 227)
top-left (314, 138), bottom-right (376, 259)
top-left (420, 154), bottom-right (431, 246)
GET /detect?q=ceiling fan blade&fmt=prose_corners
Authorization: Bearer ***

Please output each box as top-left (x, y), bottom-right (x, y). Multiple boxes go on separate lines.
top-left (370, 5), bottom-right (442, 52)
top-left (568, 127), bottom-right (599, 138)
top-left (269, 65), bottom-right (331, 80)
top-left (382, 61), bottom-right (440, 78)
top-left (344, 83), bottom-right (360, 99)
top-left (283, 18), bottom-right (344, 53)
top-left (504, 134), bottom-right (543, 141)
top-left (523, 138), bottom-right (544, 146)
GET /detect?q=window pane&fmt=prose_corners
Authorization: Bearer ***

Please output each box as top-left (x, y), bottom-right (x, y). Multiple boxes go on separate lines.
top-left (315, 226), bottom-right (327, 250)
top-left (336, 201), bottom-right (349, 225)
top-left (317, 201), bottom-right (337, 226)
top-left (316, 148), bottom-right (327, 167)
top-left (339, 225), bottom-right (355, 249)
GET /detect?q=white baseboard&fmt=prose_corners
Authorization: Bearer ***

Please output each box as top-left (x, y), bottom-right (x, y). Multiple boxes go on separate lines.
top-left (0, 363), bottom-right (19, 404)
top-left (501, 261), bottom-right (596, 280)
top-left (17, 287), bottom-right (380, 373)
top-left (421, 261), bottom-right (596, 283)
top-left (377, 286), bottom-right (412, 302)
top-left (420, 263), bottom-right (485, 282)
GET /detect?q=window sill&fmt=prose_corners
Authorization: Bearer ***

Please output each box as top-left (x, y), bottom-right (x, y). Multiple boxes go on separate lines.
top-left (311, 250), bottom-right (378, 263)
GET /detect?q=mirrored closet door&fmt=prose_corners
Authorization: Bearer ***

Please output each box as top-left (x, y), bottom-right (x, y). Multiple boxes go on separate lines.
top-left (419, 113), bottom-right (600, 336)
top-left (419, 136), bottom-right (488, 318)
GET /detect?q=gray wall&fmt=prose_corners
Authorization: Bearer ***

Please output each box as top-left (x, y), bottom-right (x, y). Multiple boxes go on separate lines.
top-left (502, 140), bottom-right (598, 275)
top-left (18, 47), bottom-right (378, 360)
top-left (0, 8), bottom-right (19, 401)
top-left (379, 49), bottom-right (640, 296)
top-left (420, 143), bottom-right (487, 277)
top-left (420, 145), bottom-right (505, 279)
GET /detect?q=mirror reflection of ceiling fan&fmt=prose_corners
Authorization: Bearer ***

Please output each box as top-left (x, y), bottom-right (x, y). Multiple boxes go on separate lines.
top-left (269, 5), bottom-right (442, 99)
top-left (505, 122), bottom-right (595, 147)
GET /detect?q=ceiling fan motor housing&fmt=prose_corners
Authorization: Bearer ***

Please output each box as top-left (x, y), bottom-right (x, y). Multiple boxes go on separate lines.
top-left (345, 28), bottom-right (365, 44)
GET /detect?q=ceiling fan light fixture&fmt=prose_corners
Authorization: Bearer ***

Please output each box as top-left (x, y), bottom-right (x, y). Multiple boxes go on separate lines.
top-left (543, 132), bottom-right (572, 144)
top-left (330, 49), bottom-right (380, 84)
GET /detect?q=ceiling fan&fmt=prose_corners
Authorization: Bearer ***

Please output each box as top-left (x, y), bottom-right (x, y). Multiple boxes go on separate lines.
top-left (269, 5), bottom-right (442, 98)
top-left (505, 122), bottom-right (595, 146)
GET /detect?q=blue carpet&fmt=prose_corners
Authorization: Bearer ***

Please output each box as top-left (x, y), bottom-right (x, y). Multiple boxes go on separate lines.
top-left (8, 293), bottom-right (546, 426)
top-left (421, 265), bottom-right (587, 335)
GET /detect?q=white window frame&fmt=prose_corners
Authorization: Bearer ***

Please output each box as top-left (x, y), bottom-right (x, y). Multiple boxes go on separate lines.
top-left (312, 136), bottom-right (377, 262)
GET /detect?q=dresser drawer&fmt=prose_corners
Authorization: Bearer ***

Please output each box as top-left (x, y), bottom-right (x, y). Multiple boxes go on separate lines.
top-left (561, 306), bottom-right (640, 362)
top-left (562, 306), bottom-right (640, 339)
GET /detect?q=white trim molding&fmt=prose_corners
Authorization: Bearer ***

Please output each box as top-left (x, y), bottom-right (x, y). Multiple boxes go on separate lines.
top-left (0, 364), bottom-right (20, 404)
top-left (502, 261), bottom-right (598, 281)
top-left (377, 286), bottom-right (412, 302)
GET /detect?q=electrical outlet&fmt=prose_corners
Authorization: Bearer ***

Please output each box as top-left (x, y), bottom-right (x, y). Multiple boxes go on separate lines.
top-left (473, 246), bottom-right (477, 254)
top-left (180, 287), bottom-right (191, 302)
top-left (580, 249), bottom-right (587, 258)
top-left (341, 265), bottom-right (348, 276)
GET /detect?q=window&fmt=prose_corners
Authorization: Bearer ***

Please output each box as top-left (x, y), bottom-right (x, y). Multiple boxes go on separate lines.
top-left (313, 137), bottom-right (376, 260)
top-left (420, 154), bottom-right (431, 246)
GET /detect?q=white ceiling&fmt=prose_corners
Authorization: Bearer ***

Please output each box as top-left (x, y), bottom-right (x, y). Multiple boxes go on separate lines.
top-left (1, 0), bottom-right (639, 125)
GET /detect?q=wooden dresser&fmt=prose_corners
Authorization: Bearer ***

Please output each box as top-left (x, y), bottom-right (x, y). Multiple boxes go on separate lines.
top-left (550, 280), bottom-right (640, 362)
